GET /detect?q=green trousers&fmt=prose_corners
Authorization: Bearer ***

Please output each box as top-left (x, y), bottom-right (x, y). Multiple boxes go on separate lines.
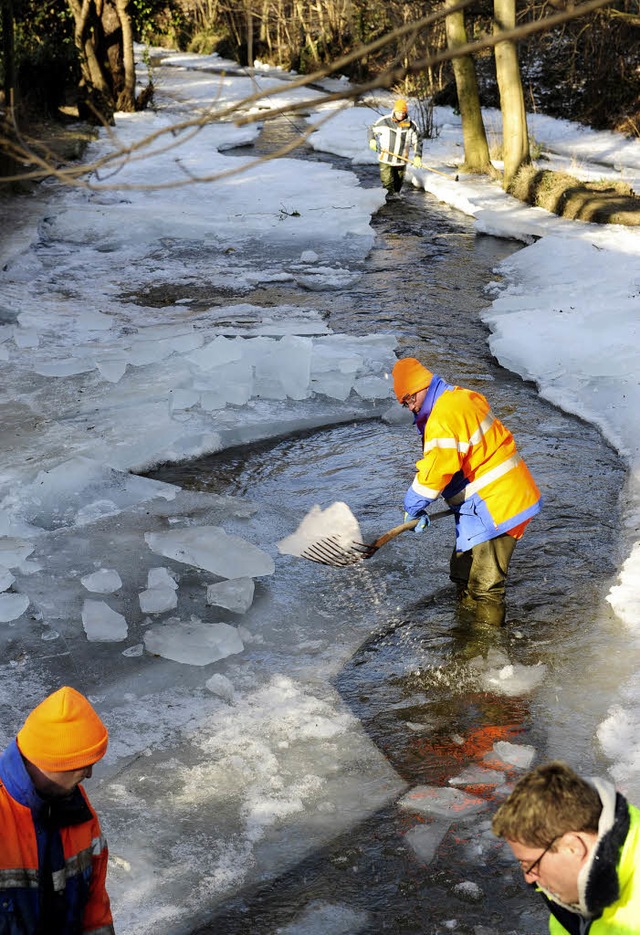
top-left (449, 534), bottom-right (518, 625)
top-left (380, 163), bottom-right (406, 194)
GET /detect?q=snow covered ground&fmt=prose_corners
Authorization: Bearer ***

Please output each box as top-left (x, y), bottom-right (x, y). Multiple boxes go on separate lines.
top-left (1, 47), bottom-right (640, 932)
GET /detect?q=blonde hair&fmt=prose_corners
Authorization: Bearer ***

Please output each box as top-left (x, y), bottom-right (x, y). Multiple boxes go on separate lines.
top-left (492, 761), bottom-right (602, 846)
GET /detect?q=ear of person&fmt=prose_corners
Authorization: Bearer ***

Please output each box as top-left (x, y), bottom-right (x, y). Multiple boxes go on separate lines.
top-left (558, 832), bottom-right (594, 863)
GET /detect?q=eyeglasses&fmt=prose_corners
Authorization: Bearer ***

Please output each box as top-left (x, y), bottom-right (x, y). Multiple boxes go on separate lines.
top-left (401, 394), bottom-right (416, 408)
top-left (520, 837), bottom-right (558, 876)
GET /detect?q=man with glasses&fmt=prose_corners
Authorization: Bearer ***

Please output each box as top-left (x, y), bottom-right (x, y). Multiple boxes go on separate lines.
top-left (492, 761), bottom-right (640, 933)
top-left (392, 357), bottom-right (541, 624)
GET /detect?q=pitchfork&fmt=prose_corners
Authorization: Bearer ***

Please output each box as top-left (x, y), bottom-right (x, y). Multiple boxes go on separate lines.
top-left (301, 508), bottom-right (453, 567)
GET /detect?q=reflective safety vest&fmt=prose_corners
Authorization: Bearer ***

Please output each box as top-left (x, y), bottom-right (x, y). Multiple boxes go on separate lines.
top-left (547, 800), bottom-right (640, 934)
top-left (403, 375), bottom-right (541, 552)
top-left (0, 740), bottom-right (114, 935)
top-left (368, 114), bottom-right (422, 166)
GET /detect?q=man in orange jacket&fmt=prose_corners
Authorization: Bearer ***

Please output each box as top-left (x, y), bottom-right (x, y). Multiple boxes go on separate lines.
top-left (0, 685), bottom-right (115, 934)
top-left (392, 357), bottom-right (541, 623)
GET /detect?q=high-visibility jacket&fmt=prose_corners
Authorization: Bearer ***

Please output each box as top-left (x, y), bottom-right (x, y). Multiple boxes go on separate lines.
top-left (403, 375), bottom-right (541, 552)
top-left (542, 782), bottom-right (640, 934)
top-left (368, 114), bottom-right (422, 166)
top-left (0, 739), bottom-right (114, 935)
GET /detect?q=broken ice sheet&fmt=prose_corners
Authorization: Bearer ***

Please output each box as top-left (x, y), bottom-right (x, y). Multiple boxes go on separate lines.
top-left (139, 586), bottom-right (178, 614)
top-left (206, 577), bottom-right (254, 614)
top-left (0, 567), bottom-right (16, 592)
top-left (81, 569), bottom-right (123, 593)
top-left (0, 593), bottom-right (30, 622)
top-left (144, 618), bottom-right (244, 665)
top-left (0, 538), bottom-right (35, 568)
top-left (405, 821), bottom-right (451, 864)
top-left (145, 526), bottom-right (274, 579)
top-left (147, 567), bottom-right (178, 590)
top-left (81, 599), bottom-right (128, 642)
top-left (398, 786), bottom-right (487, 819)
top-left (448, 765), bottom-right (505, 788)
top-left (277, 501), bottom-right (362, 558)
top-left (490, 741), bottom-right (536, 770)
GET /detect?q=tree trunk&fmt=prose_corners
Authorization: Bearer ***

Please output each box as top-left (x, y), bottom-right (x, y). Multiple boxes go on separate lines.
top-left (494, 0), bottom-right (530, 189)
top-left (444, 0), bottom-right (491, 173)
top-left (66, 0), bottom-right (136, 122)
top-left (115, 0), bottom-right (136, 112)
top-left (1, 0), bottom-right (17, 118)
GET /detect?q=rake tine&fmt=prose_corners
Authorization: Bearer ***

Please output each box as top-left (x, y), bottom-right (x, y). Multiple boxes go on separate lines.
top-left (301, 536), bottom-right (363, 567)
top-left (348, 541), bottom-right (377, 558)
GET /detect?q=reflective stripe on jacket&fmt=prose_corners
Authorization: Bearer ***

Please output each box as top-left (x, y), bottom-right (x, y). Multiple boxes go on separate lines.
top-left (403, 375), bottom-right (541, 552)
top-left (368, 115), bottom-right (422, 166)
top-left (0, 739), bottom-right (114, 935)
top-left (546, 784), bottom-right (640, 934)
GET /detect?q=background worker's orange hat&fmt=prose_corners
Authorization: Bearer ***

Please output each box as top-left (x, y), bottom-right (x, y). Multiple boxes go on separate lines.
top-left (17, 686), bottom-right (108, 772)
top-left (392, 357), bottom-right (433, 402)
top-left (394, 98), bottom-right (408, 113)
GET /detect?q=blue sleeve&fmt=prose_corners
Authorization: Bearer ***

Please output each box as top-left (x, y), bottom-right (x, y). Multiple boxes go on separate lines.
top-left (403, 484), bottom-right (434, 517)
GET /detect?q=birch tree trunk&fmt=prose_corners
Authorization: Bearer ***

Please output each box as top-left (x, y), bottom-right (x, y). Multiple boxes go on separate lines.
top-left (494, 0), bottom-right (530, 189)
top-left (444, 0), bottom-right (491, 173)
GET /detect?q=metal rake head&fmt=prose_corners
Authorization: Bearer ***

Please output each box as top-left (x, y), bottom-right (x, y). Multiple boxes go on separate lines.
top-left (300, 535), bottom-right (375, 567)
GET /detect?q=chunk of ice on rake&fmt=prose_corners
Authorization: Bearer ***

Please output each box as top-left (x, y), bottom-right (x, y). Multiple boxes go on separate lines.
top-left (277, 501), bottom-right (363, 566)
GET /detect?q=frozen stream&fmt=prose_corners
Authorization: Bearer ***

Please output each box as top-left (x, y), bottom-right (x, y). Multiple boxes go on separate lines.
top-left (147, 128), bottom-right (627, 933)
top-left (1, 59), bottom-right (635, 934)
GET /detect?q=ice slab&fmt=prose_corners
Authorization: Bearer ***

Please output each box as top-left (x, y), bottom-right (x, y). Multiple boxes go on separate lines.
top-left (0, 568), bottom-right (16, 592)
top-left (144, 618), bottom-right (244, 665)
top-left (15, 458), bottom-right (178, 531)
top-left (0, 538), bottom-right (35, 568)
top-left (139, 586), bottom-right (178, 614)
top-left (277, 501), bottom-right (362, 558)
top-left (491, 741), bottom-right (536, 770)
top-left (404, 821), bottom-right (450, 864)
top-left (206, 577), bottom-right (255, 614)
top-left (33, 359), bottom-right (96, 377)
top-left (147, 567), bottom-right (178, 590)
top-left (205, 673), bottom-right (236, 703)
top-left (398, 786), bottom-right (488, 819)
top-left (0, 593), bottom-right (30, 622)
top-left (277, 901), bottom-right (369, 935)
top-left (145, 527), bottom-right (275, 579)
top-left (448, 766), bottom-right (505, 787)
top-left (81, 600), bottom-right (128, 642)
top-left (81, 569), bottom-right (123, 593)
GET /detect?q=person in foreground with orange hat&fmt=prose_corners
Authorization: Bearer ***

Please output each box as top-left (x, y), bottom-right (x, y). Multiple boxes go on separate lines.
top-left (368, 99), bottom-right (423, 199)
top-left (0, 685), bottom-right (115, 934)
top-left (392, 357), bottom-right (541, 624)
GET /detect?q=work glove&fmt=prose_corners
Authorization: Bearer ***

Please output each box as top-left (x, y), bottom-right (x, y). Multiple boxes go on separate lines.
top-left (369, 138), bottom-right (380, 152)
top-left (403, 511), bottom-right (430, 533)
top-left (412, 155), bottom-right (422, 168)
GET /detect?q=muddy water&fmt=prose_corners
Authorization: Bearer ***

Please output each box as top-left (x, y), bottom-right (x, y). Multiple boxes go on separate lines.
top-left (151, 117), bottom-right (626, 933)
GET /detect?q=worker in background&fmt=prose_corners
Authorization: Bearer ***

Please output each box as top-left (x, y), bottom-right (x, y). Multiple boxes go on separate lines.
top-left (368, 99), bottom-right (423, 199)
top-left (392, 357), bottom-right (542, 624)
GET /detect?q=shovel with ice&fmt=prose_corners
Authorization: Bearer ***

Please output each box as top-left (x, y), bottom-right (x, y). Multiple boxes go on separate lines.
top-left (277, 501), bottom-right (452, 568)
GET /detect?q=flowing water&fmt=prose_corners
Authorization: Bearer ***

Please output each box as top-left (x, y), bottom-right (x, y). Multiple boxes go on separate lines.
top-left (149, 115), bottom-right (627, 934)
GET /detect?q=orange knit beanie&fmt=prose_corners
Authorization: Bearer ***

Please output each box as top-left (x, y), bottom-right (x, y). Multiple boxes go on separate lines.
top-left (392, 358), bottom-right (433, 402)
top-left (17, 686), bottom-right (108, 771)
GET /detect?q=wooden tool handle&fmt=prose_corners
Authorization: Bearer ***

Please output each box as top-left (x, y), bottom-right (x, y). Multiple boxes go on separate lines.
top-left (370, 509), bottom-right (453, 550)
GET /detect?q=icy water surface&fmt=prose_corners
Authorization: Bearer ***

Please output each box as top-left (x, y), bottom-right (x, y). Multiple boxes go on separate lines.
top-left (149, 124), bottom-right (626, 935)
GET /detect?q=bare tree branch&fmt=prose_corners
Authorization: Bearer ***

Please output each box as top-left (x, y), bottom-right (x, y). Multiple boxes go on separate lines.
top-left (0, 0), bottom-right (614, 190)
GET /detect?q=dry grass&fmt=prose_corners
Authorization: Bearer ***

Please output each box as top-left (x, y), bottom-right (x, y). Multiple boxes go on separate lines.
top-left (509, 164), bottom-right (640, 226)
